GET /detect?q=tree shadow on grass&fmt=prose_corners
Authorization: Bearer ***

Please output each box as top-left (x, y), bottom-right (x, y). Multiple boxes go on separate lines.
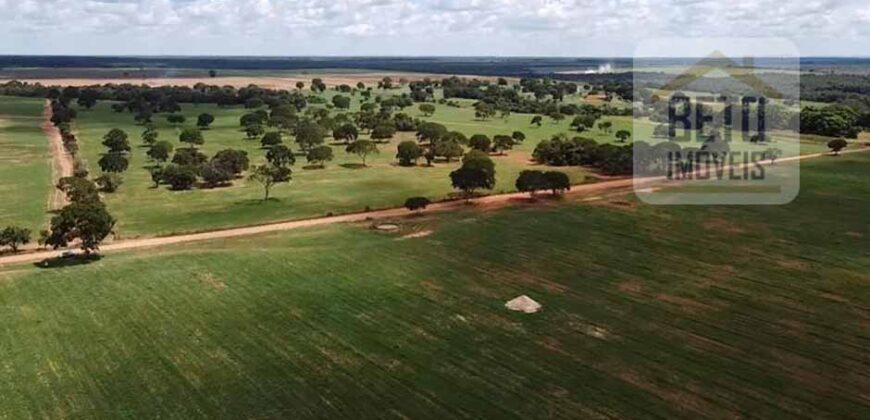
top-left (234, 197), bottom-right (284, 206)
top-left (34, 254), bottom-right (102, 269)
top-left (339, 163), bottom-right (367, 170)
top-left (302, 165), bottom-right (327, 170)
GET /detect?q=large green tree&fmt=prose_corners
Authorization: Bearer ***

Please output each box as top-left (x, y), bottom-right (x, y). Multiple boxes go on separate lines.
top-left (396, 141), bottom-right (423, 166)
top-left (179, 128), bottom-right (205, 148)
top-left (98, 152), bottom-right (129, 173)
top-left (197, 113), bottom-right (215, 129)
top-left (306, 146), bottom-right (334, 168)
top-left (295, 120), bottom-right (326, 151)
top-left (46, 202), bottom-right (115, 253)
top-left (147, 141), bottom-right (174, 162)
top-left (102, 129), bottom-right (130, 153)
top-left (266, 145), bottom-right (295, 168)
top-left (450, 151), bottom-right (496, 200)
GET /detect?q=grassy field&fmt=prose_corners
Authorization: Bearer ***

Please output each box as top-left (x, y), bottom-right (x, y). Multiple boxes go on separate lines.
top-left (69, 87), bottom-right (835, 238)
top-left (70, 89), bottom-right (600, 237)
top-left (0, 96), bottom-right (52, 233)
top-left (1, 152), bottom-right (868, 418)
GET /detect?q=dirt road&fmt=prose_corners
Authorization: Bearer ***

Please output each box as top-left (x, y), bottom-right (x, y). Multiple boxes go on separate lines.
top-left (42, 99), bottom-right (73, 210)
top-left (1, 147), bottom-right (866, 267)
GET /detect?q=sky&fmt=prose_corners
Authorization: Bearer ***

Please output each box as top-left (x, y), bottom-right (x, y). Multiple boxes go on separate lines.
top-left (0, 0), bottom-right (867, 57)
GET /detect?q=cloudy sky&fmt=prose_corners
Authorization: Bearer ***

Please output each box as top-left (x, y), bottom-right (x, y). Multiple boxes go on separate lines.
top-left (0, 0), bottom-right (867, 56)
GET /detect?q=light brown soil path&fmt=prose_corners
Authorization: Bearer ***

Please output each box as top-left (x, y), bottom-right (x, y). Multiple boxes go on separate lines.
top-left (42, 99), bottom-right (73, 210)
top-left (1, 147), bottom-right (867, 267)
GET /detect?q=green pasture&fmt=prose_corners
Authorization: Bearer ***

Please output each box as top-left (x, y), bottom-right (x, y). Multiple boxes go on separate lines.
top-left (0, 96), bottom-right (51, 232)
top-left (70, 89), bottom-right (602, 237)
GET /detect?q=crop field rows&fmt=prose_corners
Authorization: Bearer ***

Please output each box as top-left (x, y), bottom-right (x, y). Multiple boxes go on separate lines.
top-left (0, 152), bottom-right (867, 418)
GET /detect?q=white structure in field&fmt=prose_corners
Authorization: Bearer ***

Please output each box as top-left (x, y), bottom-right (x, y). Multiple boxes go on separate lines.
top-left (505, 295), bottom-right (542, 314)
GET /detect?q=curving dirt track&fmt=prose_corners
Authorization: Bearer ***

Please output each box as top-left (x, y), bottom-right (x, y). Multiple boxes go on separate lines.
top-left (42, 99), bottom-right (73, 210)
top-left (0, 147), bottom-right (867, 267)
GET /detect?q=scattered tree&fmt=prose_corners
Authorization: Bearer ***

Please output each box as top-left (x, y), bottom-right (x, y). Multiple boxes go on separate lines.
top-left (201, 163), bottom-right (233, 188)
top-left (261, 131), bottom-right (283, 148)
top-left (396, 141), bottom-right (423, 166)
top-left (98, 152), bottom-right (129, 173)
top-left (166, 114), bottom-right (186, 125)
top-left (346, 139), bottom-right (379, 166)
top-left (433, 139), bottom-right (464, 162)
top-left (197, 113), bottom-right (215, 129)
top-left (615, 129), bottom-right (631, 143)
top-left (266, 145), bottom-right (295, 168)
top-left (161, 164), bottom-right (198, 190)
top-left (249, 164), bottom-right (292, 200)
top-left (469, 134), bottom-right (492, 153)
top-left (172, 148), bottom-right (208, 168)
top-left (295, 120), bottom-right (326, 151)
top-left (544, 171), bottom-right (571, 195)
top-left (516, 170), bottom-right (547, 197)
top-left (102, 128), bottom-right (130, 153)
top-left (828, 138), bottom-right (848, 155)
top-left (245, 123), bottom-right (265, 140)
top-left (512, 131), bottom-right (526, 143)
top-left (142, 126), bottom-right (159, 145)
top-left (492, 135), bottom-right (515, 154)
top-left (332, 95), bottom-right (351, 109)
top-left (0, 226), bottom-right (31, 252)
top-left (149, 166), bottom-right (164, 187)
top-left (306, 145), bottom-right (334, 168)
top-left (371, 123), bottom-right (397, 142)
top-left (450, 151), bottom-right (496, 200)
top-left (179, 127), bottom-right (204, 148)
top-left (147, 141), bottom-right (174, 162)
top-left (419, 103), bottom-right (436, 117)
top-left (404, 196), bottom-right (431, 212)
top-left (474, 102), bottom-right (496, 120)
top-left (95, 173), bottom-right (123, 193)
top-left (531, 115), bottom-right (543, 127)
top-left (57, 177), bottom-right (99, 204)
top-left (211, 149), bottom-right (250, 176)
top-left (333, 123), bottom-right (359, 144)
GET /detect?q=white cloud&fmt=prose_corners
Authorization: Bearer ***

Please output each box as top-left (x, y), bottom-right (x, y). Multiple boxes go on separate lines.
top-left (0, 0), bottom-right (865, 55)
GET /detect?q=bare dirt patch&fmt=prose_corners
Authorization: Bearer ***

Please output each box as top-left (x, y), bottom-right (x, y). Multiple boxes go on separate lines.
top-left (617, 281), bottom-right (644, 294)
top-left (400, 230), bottom-right (433, 239)
top-left (198, 272), bottom-right (226, 290)
top-left (373, 223), bottom-right (400, 232)
top-left (703, 217), bottom-right (747, 235)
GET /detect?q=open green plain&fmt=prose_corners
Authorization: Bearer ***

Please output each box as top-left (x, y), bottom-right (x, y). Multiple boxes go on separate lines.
top-left (0, 96), bottom-right (52, 232)
top-left (70, 89), bottom-right (595, 237)
top-left (68, 87), bottom-right (832, 238)
top-left (1, 152), bottom-right (868, 419)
